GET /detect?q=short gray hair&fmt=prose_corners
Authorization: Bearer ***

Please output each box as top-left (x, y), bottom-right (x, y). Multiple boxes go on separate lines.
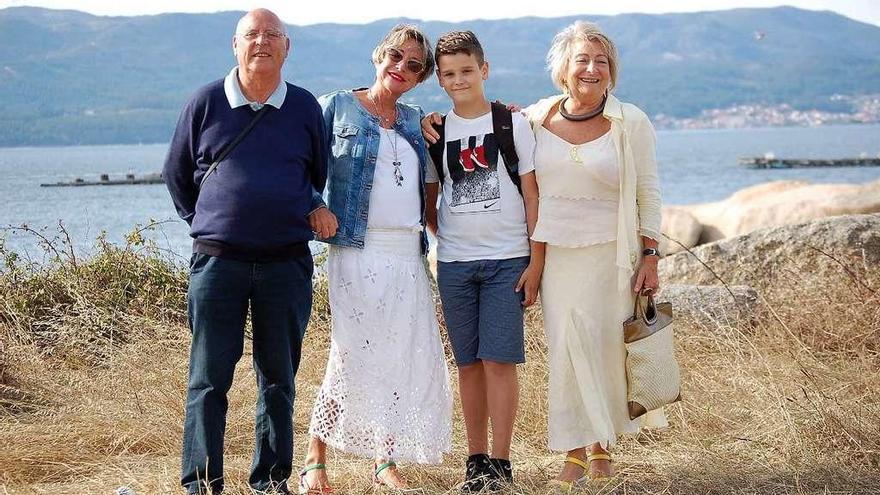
top-left (547, 21), bottom-right (618, 94)
top-left (371, 24), bottom-right (435, 83)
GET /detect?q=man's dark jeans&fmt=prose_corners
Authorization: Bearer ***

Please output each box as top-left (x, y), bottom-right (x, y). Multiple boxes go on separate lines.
top-left (180, 253), bottom-right (313, 494)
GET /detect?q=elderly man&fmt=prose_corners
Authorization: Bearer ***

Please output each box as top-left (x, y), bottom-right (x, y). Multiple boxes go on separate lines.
top-left (163, 8), bottom-right (337, 494)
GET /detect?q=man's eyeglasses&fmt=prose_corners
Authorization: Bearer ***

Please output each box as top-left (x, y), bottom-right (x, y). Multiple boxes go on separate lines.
top-left (385, 48), bottom-right (425, 74)
top-left (240, 30), bottom-right (286, 42)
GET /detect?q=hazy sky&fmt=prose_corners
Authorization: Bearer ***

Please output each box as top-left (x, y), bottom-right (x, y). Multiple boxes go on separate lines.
top-left (1, 0), bottom-right (879, 26)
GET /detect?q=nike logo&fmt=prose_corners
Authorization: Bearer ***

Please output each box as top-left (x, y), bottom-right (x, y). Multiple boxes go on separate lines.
top-left (483, 201), bottom-right (499, 209)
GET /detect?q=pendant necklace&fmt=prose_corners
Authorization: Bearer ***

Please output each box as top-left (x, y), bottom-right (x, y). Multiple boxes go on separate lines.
top-left (385, 128), bottom-right (404, 187)
top-left (369, 90), bottom-right (403, 186)
top-left (558, 94), bottom-right (607, 122)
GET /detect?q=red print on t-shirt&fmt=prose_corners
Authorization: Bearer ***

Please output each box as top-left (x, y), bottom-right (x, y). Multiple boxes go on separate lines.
top-left (458, 137), bottom-right (489, 172)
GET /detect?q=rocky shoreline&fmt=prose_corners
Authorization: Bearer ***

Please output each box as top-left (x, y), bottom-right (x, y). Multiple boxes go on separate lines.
top-left (660, 179), bottom-right (880, 255)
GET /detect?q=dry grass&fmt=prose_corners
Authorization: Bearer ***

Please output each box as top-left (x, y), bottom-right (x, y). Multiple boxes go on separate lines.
top-left (1, 226), bottom-right (878, 494)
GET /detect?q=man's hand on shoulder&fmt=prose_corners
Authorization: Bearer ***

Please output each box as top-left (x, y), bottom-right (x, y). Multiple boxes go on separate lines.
top-left (421, 113), bottom-right (443, 144)
top-left (309, 207), bottom-right (338, 239)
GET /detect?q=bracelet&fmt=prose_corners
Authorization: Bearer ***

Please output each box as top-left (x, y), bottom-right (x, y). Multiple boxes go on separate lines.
top-left (642, 248), bottom-right (660, 257)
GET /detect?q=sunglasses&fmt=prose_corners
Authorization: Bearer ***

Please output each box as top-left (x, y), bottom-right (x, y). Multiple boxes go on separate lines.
top-left (384, 48), bottom-right (425, 74)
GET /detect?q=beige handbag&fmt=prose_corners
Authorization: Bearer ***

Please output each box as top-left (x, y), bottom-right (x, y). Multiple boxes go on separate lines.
top-left (623, 292), bottom-right (681, 419)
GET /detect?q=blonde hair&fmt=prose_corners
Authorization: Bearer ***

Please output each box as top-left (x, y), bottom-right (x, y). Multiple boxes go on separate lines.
top-left (547, 21), bottom-right (618, 94)
top-left (371, 24), bottom-right (435, 83)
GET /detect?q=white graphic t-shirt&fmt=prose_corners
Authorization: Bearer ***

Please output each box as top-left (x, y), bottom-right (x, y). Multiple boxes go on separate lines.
top-left (426, 109), bottom-right (536, 262)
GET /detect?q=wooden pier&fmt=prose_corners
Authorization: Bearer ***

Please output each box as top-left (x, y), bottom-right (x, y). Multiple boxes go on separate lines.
top-left (40, 172), bottom-right (164, 187)
top-left (739, 157), bottom-right (880, 169)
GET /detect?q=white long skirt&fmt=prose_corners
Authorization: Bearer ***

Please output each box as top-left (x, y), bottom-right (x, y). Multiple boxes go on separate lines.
top-left (541, 241), bottom-right (667, 452)
top-left (308, 229), bottom-right (452, 463)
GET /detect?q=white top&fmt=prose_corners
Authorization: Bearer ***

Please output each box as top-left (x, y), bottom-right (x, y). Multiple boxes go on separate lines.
top-left (366, 128), bottom-right (421, 230)
top-left (426, 109), bottom-right (537, 262)
top-left (532, 127), bottom-right (619, 247)
top-left (525, 94), bottom-right (662, 290)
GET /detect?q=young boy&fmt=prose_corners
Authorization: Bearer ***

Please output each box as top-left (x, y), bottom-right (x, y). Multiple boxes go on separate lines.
top-left (425, 30), bottom-right (544, 492)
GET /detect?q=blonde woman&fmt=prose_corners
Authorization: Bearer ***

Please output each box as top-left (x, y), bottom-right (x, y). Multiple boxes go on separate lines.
top-left (524, 21), bottom-right (667, 488)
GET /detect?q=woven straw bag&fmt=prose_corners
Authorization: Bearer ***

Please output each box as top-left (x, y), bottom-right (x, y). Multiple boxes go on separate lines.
top-left (623, 292), bottom-right (681, 419)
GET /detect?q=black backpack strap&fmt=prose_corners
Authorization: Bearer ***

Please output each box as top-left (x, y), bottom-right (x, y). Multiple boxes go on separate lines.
top-left (427, 115), bottom-right (447, 185)
top-left (491, 101), bottom-right (522, 196)
top-left (199, 105), bottom-right (271, 189)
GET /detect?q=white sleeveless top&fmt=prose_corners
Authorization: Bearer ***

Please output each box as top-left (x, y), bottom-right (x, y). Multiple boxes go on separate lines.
top-left (532, 127), bottom-right (620, 247)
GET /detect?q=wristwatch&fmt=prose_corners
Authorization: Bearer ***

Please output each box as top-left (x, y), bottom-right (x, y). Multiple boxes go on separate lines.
top-left (642, 248), bottom-right (660, 257)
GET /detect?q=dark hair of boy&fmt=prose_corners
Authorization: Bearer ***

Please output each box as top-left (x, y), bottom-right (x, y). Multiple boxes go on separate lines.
top-left (434, 30), bottom-right (485, 67)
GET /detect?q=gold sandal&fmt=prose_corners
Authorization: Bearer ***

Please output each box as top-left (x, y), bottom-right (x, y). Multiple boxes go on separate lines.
top-left (548, 456), bottom-right (590, 492)
top-left (548, 454), bottom-right (613, 492)
top-left (586, 453), bottom-right (613, 480)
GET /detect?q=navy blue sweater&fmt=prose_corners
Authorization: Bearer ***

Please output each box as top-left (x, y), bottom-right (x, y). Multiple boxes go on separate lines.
top-left (163, 80), bottom-right (327, 255)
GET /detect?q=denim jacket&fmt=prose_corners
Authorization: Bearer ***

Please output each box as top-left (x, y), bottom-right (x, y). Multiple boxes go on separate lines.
top-left (314, 89), bottom-right (429, 254)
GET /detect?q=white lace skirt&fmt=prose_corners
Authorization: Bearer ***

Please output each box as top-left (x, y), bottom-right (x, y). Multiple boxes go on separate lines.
top-left (308, 229), bottom-right (453, 463)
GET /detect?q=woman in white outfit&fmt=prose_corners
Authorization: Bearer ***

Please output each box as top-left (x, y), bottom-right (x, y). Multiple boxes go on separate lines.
top-left (300, 25), bottom-right (452, 494)
top-left (524, 20), bottom-right (667, 488)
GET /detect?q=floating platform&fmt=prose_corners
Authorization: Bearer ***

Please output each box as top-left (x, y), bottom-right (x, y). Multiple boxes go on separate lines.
top-left (739, 157), bottom-right (880, 169)
top-left (40, 172), bottom-right (164, 187)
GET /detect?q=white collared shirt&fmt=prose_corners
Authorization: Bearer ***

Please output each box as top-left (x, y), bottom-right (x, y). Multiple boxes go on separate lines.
top-left (223, 66), bottom-right (287, 111)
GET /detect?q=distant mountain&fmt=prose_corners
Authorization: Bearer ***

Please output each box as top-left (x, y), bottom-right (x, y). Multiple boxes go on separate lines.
top-left (1, 6), bottom-right (879, 146)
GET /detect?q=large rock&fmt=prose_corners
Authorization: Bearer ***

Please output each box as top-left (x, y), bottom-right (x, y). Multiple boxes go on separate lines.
top-left (660, 206), bottom-right (703, 255)
top-left (659, 284), bottom-right (760, 326)
top-left (659, 213), bottom-right (880, 291)
top-left (680, 179), bottom-right (880, 243)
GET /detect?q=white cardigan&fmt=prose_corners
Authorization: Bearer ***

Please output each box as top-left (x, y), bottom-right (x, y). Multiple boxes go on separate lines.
top-left (525, 94), bottom-right (662, 290)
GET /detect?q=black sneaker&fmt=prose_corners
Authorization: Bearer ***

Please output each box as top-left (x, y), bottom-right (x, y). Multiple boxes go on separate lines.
top-left (460, 453), bottom-right (492, 493)
top-left (486, 458), bottom-right (513, 491)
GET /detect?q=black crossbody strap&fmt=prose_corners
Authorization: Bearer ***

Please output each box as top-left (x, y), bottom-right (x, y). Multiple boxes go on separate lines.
top-left (199, 105), bottom-right (271, 189)
top-left (491, 102), bottom-right (522, 196)
top-left (427, 115), bottom-right (447, 185)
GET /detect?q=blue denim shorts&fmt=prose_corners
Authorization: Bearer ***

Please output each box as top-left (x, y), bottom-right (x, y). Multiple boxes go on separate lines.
top-left (437, 256), bottom-right (529, 366)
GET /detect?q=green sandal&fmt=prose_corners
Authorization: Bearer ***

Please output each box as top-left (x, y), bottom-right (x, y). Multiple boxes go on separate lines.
top-left (373, 461), bottom-right (423, 493)
top-left (298, 463), bottom-right (333, 494)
